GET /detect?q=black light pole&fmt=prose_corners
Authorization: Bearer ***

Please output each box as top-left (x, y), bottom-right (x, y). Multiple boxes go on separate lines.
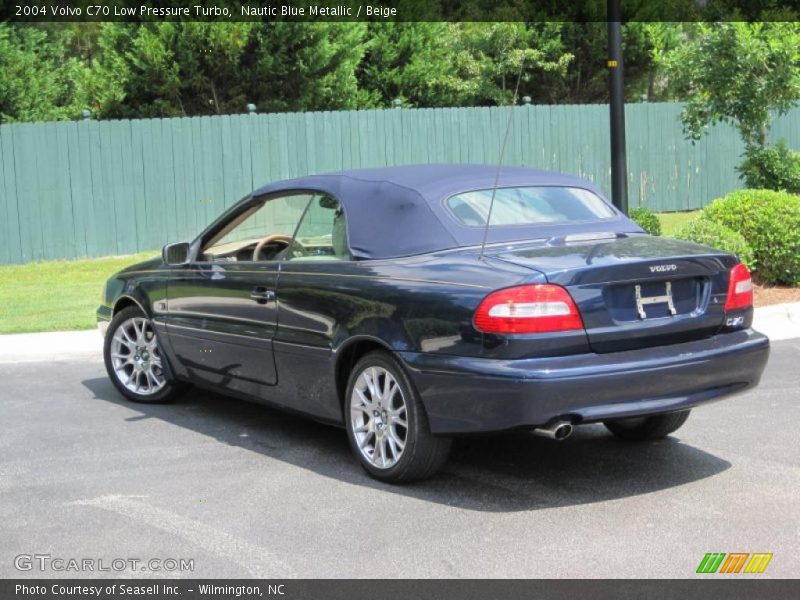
top-left (608, 0), bottom-right (628, 214)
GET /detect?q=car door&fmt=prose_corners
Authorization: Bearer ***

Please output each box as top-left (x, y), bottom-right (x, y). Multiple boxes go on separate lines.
top-left (273, 194), bottom-right (359, 421)
top-left (164, 192), bottom-right (316, 399)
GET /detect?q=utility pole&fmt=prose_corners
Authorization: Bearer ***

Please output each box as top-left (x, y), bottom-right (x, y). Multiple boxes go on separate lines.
top-left (608, 0), bottom-right (628, 214)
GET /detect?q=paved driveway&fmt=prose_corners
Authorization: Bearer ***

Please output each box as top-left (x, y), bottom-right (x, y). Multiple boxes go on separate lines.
top-left (1, 340), bottom-right (798, 578)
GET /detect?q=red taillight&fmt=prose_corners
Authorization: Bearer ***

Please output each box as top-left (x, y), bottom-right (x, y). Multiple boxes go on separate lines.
top-left (473, 284), bottom-right (584, 334)
top-left (724, 263), bottom-right (753, 311)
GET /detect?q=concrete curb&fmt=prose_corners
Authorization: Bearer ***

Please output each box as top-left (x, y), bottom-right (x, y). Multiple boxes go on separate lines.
top-left (1, 302), bottom-right (799, 363)
top-left (0, 330), bottom-right (102, 363)
top-left (750, 301), bottom-right (800, 342)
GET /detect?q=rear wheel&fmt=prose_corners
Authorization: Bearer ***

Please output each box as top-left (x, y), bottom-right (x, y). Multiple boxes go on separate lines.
top-left (345, 351), bottom-right (451, 483)
top-left (604, 410), bottom-right (691, 441)
top-left (103, 306), bottom-right (187, 403)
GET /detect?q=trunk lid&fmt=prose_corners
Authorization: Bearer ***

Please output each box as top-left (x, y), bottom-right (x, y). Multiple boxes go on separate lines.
top-left (491, 234), bottom-right (735, 353)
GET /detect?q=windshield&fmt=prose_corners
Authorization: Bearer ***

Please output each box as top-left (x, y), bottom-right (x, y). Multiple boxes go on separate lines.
top-left (446, 186), bottom-right (616, 227)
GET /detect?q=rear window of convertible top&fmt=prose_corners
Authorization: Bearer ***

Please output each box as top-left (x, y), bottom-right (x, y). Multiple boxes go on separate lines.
top-left (446, 186), bottom-right (616, 227)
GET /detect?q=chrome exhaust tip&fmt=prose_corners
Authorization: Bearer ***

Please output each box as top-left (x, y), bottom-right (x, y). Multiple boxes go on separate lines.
top-left (533, 421), bottom-right (573, 441)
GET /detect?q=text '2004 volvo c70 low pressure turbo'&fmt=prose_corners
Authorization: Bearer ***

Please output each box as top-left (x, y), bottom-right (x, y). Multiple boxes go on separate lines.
top-left (98, 165), bottom-right (769, 482)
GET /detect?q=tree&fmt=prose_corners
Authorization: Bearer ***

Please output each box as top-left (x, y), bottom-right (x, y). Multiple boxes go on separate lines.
top-left (243, 23), bottom-right (370, 112)
top-left (86, 22), bottom-right (370, 118)
top-left (357, 23), bottom-right (572, 108)
top-left (356, 23), bottom-right (458, 107)
top-left (657, 22), bottom-right (800, 149)
top-left (0, 24), bottom-right (88, 122)
top-left (457, 22), bottom-right (572, 106)
top-left (87, 24), bottom-right (182, 118)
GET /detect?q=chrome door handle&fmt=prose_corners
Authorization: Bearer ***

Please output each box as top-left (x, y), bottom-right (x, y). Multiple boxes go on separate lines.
top-left (250, 287), bottom-right (276, 304)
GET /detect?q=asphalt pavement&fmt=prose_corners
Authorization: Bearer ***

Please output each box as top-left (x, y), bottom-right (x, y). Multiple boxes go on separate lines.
top-left (0, 339), bottom-right (798, 578)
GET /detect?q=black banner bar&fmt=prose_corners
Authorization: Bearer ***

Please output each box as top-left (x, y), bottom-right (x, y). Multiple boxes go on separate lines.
top-left (3, 579), bottom-right (800, 600)
top-left (4, 0), bottom-right (800, 23)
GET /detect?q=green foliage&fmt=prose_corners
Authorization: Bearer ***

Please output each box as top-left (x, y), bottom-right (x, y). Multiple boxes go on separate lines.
top-left (244, 23), bottom-right (372, 113)
top-left (88, 23), bottom-right (371, 118)
top-left (356, 23), bottom-right (453, 107)
top-left (628, 207), bottom-right (662, 236)
top-left (358, 23), bottom-right (572, 108)
top-left (0, 25), bottom-right (89, 123)
top-left (657, 22), bottom-right (800, 148)
top-left (672, 217), bottom-right (755, 270)
top-left (455, 23), bottom-right (572, 106)
top-left (0, 22), bottom-right (679, 121)
top-left (703, 189), bottom-right (800, 285)
top-left (1, 20), bottom-right (797, 122)
top-left (737, 139), bottom-right (800, 194)
top-left (545, 22), bottom-right (679, 104)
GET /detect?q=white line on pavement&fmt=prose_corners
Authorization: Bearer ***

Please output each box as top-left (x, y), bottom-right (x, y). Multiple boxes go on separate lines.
top-left (68, 494), bottom-right (297, 578)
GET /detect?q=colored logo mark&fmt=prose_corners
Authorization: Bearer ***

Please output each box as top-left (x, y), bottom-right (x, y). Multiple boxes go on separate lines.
top-left (696, 552), bottom-right (773, 574)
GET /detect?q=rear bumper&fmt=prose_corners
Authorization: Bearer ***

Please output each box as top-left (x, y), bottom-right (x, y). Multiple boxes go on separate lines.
top-left (400, 329), bottom-right (770, 434)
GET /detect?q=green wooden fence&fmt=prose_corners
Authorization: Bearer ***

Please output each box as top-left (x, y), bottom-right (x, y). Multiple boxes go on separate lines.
top-left (2, 102), bottom-right (799, 265)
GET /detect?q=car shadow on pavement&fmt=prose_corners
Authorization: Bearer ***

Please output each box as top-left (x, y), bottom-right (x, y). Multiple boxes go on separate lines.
top-left (82, 376), bottom-right (731, 513)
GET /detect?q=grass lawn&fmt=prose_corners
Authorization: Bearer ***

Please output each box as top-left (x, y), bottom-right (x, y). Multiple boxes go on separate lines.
top-left (657, 210), bottom-right (701, 236)
top-left (0, 252), bottom-right (156, 334)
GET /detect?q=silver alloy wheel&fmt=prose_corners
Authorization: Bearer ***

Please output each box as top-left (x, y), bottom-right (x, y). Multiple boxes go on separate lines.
top-left (350, 366), bottom-right (408, 469)
top-left (110, 317), bottom-right (166, 396)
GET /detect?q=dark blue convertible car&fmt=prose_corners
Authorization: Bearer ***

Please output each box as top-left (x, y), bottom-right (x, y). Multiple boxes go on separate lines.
top-left (97, 165), bottom-right (770, 482)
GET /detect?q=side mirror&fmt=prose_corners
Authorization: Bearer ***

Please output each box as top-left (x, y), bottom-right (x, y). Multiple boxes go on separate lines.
top-left (163, 242), bottom-right (191, 266)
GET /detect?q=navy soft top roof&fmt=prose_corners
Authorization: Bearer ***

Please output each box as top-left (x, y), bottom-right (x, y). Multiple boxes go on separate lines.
top-left (251, 164), bottom-right (638, 259)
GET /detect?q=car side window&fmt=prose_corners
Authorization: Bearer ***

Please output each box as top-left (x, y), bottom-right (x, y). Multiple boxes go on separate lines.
top-left (287, 195), bottom-right (351, 261)
top-left (200, 193), bottom-right (314, 262)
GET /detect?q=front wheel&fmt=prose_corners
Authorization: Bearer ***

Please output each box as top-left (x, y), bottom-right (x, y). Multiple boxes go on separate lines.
top-left (604, 410), bottom-right (691, 441)
top-left (345, 351), bottom-right (451, 483)
top-left (103, 306), bottom-right (187, 403)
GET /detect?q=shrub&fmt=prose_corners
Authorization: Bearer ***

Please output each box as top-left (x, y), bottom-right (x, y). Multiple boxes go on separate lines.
top-left (628, 207), bottom-right (662, 236)
top-left (672, 217), bottom-right (755, 271)
top-left (703, 189), bottom-right (800, 285)
top-left (737, 140), bottom-right (800, 194)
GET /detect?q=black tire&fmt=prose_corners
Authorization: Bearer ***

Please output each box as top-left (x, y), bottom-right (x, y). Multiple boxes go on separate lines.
top-left (604, 410), bottom-right (691, 441)
top-left (103, 305), bottom-right (187, 404)
top-left (344, 350), bottom-right (451, 483)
